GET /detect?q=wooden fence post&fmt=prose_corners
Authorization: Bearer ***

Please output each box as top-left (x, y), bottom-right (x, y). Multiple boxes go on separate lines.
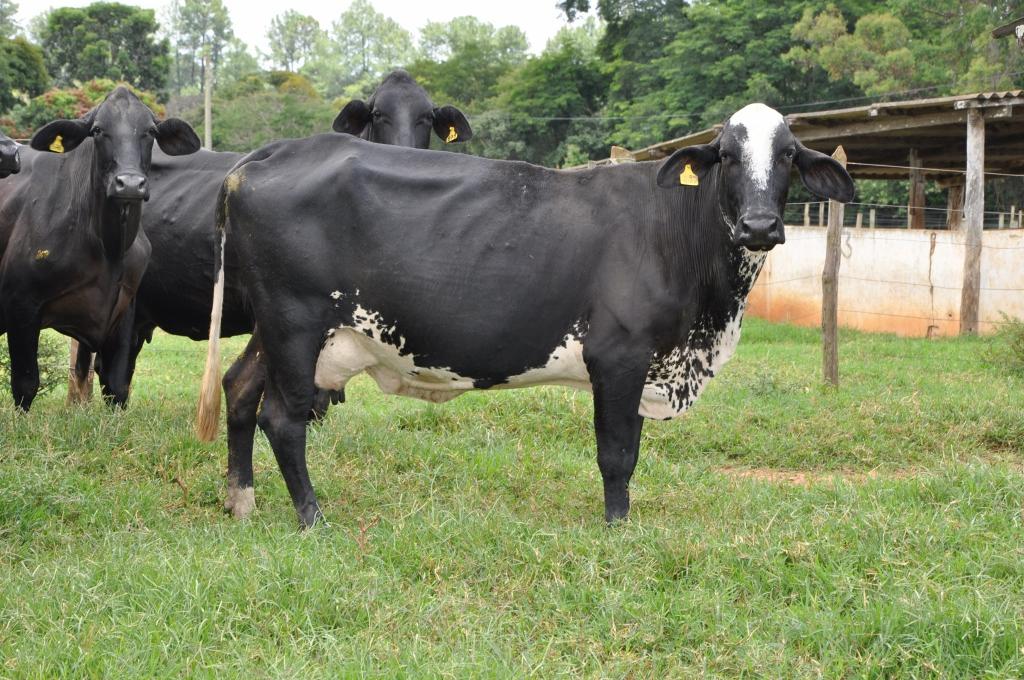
top-left (908, 149), bottom-right (925, 229)
top-left (960, 108), bottom-right (985, 335)
top-left (803, 203), bottom-right (810, 227)
top-left (66, 339), bottom-right (94, 404)
top-left (822, 146), bottom-right (847, 388)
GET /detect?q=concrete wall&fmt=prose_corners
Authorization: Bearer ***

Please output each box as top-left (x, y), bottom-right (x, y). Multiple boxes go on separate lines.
top-left (747, 226), bottom-right (1024, 336)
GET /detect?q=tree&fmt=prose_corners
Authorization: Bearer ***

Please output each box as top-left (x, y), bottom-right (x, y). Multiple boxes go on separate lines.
top-left (168, 0), bottom-right (233, 94)
top-left (407, 17), bottom-right (528, 108)
top-left (267, 10), bottom-right (321, 72)
top-left (302, 0), bottom-right (413, 98)
top-left (480, 20), bottom-right (610, 167)
top-left (0, 37), bottom-right (47, 112)
top-left (0, 0), bottom-right (18, 38)
top-left (37, 3), bottom-right (169, 93)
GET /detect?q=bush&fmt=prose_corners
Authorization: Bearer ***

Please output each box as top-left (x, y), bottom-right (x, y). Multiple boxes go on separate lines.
top-left (10, 79), bottom-right (164, 133)
top-left (985, 314), bottom-right (1024, 377)
top-left (0, 332), bottom-right (69, 398)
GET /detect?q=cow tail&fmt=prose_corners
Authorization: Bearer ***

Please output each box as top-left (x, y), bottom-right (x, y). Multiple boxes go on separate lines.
top-left (195, 181), bottom-right (230, 442)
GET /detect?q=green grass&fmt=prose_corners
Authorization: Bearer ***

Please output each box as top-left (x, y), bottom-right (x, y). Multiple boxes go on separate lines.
top-left (1, 320), bottom-right (1022, 678)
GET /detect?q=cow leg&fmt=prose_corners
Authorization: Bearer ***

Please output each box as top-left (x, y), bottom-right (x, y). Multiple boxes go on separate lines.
top-left (6, 321), bottom-right (42, 411)
top-left (96, 306), bottom-right (137, 408)
top-left (256, 332), bottom-right (323, 529)
top-left (222, 335), bottom-right (266, 520)
top-left (586, 352), bottom-right (649, 523)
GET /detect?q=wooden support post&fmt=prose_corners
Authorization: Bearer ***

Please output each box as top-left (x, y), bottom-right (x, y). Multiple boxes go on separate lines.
top-left (803, 203), bottom-right (810, 227)
top-left (909, 149), bottom-right (926, 229)
top-left (960, 108), bottom-right (985, 336)
top-left (818, 202), bottom-right (825, 227)
top-left (869, 208), bottom-right (876, 228)
top-left (1010, 205), bottom-right (1017, 229)
top-left (66, 339), bottom-right (94, 404)
top-left (946, 184), bottom-right (964, 230)
top-left (822, 146), bottom-right (847, 388)
top-left (999, 213), bottom-right (1005, 229)
top-left (855, 212), bottom-right (863, 228)
top-left (203, 50), bottom-right (213, 150)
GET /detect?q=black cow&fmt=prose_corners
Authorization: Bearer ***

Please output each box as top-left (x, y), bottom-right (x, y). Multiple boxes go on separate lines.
top-left (0, 131), bottom-right (19, 177)
top-left (0, 87), bottom-right (200, 410)
top-left (196, 103), bottom-right (854, 528)
top-left (72, 71), bottom-right (473, 409)
top-left (333, 69), bottom-right (472, 147)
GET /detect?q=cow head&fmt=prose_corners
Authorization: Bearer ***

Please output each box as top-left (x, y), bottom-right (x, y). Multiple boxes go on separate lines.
top-left (656, 103), bottom-right (854, 251)
top-left (0, 133), bottom-right (19, 178)
top-left (29, 86), bottom-right (200, 202)
top-left (332, 69), bottom-right (473, 149)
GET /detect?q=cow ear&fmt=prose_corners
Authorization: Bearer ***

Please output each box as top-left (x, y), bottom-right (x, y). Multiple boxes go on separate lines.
top-left (333, 99), bottom-right (372, 135)
top-left (154, 118), bottom-right (201, 156)
top-left (433, 105), bottom-right (472, 143)
top-left (655, 142), bottom-right (720, 188)
top-left (30, 119), bottom-right (92, 154)
top-left (794, 143), bottom-right (855, 203)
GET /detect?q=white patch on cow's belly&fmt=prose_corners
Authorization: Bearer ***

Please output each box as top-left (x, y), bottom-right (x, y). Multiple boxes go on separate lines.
top-left (314, 306), bottom-right (473, 402)
top-left (503, 336), bottom-right (590, 390)
top-left (314, 305), bottom-right (591, 402)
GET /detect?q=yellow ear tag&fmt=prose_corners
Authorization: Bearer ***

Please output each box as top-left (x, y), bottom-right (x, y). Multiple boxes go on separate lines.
top-left (49, 135), bottom-right (64, 153)
top-left (679, 163), bottom-right (699, 186)
top-left (445, 126), bottom-right (458, 143)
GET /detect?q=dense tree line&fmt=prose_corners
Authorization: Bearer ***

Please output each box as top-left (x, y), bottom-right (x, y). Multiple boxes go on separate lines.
top-left (1, 0), bottom-right (1022, 171)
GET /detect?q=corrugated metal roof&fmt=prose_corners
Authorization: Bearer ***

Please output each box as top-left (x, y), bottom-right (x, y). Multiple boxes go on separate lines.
top-left (589, 91), bottom-right (1024, 178)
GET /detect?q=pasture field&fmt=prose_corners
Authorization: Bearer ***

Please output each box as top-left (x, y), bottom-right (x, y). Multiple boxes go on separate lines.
top-left (1, 320), bottom-right (1023, 678)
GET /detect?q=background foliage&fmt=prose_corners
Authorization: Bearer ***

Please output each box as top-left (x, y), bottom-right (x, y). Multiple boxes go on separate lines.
top-left (0, 0), bottom-right (1021, 181)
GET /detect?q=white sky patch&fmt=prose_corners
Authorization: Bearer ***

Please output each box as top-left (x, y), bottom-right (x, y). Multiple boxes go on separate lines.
top-left (729, 103), bottom-right (785, 192)
top-left (14, 0), bottom-right (583, 58)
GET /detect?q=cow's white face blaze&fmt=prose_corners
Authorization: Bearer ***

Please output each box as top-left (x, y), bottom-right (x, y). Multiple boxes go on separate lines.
top-left (655, 102), bottom-right (855, 252)
top-left (729, 103), bottom-right (785, 193)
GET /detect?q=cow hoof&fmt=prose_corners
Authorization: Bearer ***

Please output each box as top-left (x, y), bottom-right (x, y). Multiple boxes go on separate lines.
top-left (224, 486), bottom-right (256, 520)
top-left (297, 503), bottom-right (327, 530)
top-left (604, 505), bottom-right (630, 525)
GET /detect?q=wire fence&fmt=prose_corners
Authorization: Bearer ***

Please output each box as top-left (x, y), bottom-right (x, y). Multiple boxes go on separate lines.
top-left (783, 201), bottom-right (1024, 231)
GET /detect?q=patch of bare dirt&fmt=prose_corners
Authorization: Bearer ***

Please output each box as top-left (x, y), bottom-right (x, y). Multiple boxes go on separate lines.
top-left (714, 466), bottom-right (917, 486)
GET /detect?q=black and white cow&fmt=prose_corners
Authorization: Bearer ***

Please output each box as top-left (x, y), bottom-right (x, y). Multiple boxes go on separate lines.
top-left (0, 131), bottom-right (20, 178)
top-left (72, 70), bottom-right (473, 410)
top-left (197, 103), bottom-right (854, 528)
top-left (0, 87), bottom-right (200, 409)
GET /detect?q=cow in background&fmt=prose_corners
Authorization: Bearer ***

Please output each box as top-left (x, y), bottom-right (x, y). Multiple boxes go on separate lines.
top-left (0, 132), bottom-right (20, 177)
top-left (0, 87), bottom-right (200, 410)
top-left (68, 70), bottom-right (473, 419)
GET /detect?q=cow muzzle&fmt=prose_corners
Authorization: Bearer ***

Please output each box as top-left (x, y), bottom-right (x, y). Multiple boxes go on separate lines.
top-left (110, 173), bottom-right (149, 201)
top-left (0, 145), bottom-right (19, 178)
top-left (735, 214), bottom-right (785, 251)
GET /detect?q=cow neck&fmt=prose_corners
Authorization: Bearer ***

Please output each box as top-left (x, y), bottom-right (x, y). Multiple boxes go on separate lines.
top-left (643, 165), bottom-right (763, 296)
top-left (79, 141), bottom-right (144, 262)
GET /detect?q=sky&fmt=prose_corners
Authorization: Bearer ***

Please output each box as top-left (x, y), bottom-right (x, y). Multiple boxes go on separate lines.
top-left (14, 0), bottom-right (579, 56)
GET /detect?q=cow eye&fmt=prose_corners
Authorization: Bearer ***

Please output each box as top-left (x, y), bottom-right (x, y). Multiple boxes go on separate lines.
top-left (720, 151), bottom-right (732, 162)
top-left (91, 127), bottom-right (104, 137)
top-left (783, 149), bottom-right (795, 160)
top-left (371, 110), bottom-right (382, 120)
